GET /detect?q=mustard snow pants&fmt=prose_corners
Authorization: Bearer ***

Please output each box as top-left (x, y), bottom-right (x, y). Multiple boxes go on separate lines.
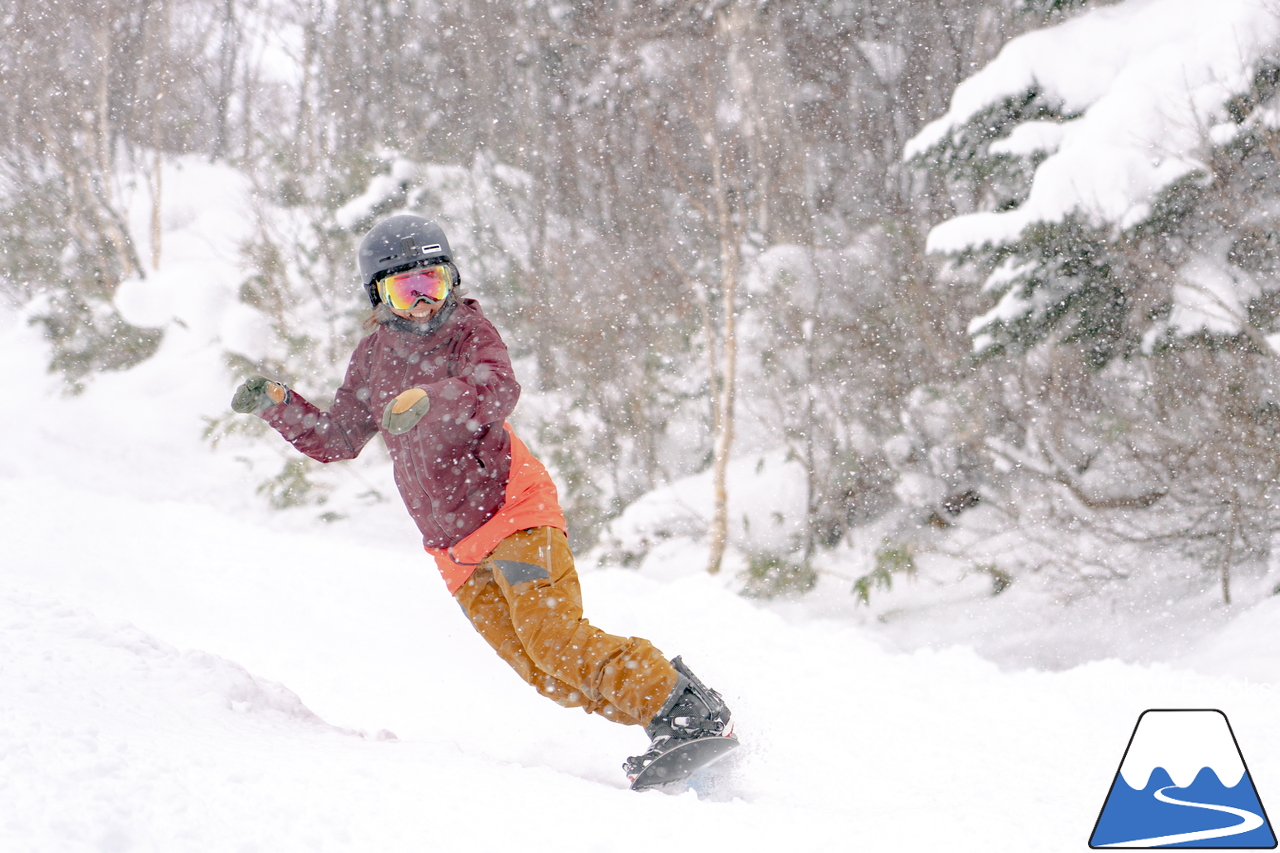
top-left (453, 527), bottom-right (678, 727)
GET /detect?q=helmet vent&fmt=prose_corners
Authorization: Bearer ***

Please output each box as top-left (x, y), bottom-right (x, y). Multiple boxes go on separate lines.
top-left (400, 237), bottom-right (417, 255)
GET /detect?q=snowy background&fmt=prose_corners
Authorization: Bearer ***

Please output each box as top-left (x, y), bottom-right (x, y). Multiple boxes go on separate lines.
top-left (7, 0), bottom-right (1280, 850)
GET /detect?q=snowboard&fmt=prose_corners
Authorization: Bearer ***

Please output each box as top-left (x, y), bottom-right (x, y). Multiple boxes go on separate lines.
top-left (628, 733), bottom-right (740, 791)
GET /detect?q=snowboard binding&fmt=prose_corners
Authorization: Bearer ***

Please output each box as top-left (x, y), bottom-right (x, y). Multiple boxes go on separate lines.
top-left (624, 657), bottom-right (738, 790)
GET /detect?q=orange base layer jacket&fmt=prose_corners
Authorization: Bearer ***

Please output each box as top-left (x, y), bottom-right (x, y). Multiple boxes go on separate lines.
top-left (427, 423), bottom-right (567, 592)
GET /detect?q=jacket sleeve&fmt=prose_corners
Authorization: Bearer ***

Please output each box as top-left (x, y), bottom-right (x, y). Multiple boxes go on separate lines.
top-left (259, 337), bottom-right (380, 462)
top-left (418, 317), bottom-right (520, 439)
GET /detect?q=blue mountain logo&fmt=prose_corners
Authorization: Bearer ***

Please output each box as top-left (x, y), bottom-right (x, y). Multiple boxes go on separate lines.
top-left (1090, 709), bottom-right (1276, 848)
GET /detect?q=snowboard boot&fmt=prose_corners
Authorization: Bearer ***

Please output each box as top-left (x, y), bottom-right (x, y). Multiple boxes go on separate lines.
top-left (623, 656), bottom-right (734, 782)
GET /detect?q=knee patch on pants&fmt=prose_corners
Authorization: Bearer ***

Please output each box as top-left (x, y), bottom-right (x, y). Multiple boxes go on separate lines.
top-left (494, 559), bottom-right (551, 586)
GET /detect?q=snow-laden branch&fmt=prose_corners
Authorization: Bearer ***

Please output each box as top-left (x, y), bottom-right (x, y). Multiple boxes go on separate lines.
top-left (907, 0), bottom-right (1280, 253)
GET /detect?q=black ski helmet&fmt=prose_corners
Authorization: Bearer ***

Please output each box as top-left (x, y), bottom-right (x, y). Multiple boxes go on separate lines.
top-left (358, 214), bottom-right (454, 306)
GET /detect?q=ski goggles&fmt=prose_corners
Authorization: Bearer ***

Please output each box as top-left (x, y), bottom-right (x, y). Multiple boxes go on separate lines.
top-left (377, 263), bottom-right (452, 310)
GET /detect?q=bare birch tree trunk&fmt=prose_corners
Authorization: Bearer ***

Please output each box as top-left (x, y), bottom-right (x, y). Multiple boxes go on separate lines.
top-left (90, 0), bottom-right (143, 281)
top-left (704, 3), bottom-right (755, 575)
top-left (705, 185), bottom-right (740, 574)
top-left (150, 0), bottom-right (169, 270)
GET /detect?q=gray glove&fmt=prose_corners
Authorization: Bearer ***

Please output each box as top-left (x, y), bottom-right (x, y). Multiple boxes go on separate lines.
top-left (232, 376), bottom-right (289, 414)
top-left (381, 388), bottom-right (431, 435)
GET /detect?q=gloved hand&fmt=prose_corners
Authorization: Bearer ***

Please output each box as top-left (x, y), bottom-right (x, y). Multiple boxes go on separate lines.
top-left (381, 388), bottom-right (430, 435)
top-left (231, 376), bottom-right (289, 414)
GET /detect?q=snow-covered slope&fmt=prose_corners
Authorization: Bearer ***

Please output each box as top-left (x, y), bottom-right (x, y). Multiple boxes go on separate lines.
top-left (4, 303), bottom-right (1280, 852)
top-left (5, 147), bottom-right (1280, 850)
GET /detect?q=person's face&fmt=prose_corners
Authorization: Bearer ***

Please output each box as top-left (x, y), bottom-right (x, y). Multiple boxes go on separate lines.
top-left (389, 299), bottom-right (442, 322)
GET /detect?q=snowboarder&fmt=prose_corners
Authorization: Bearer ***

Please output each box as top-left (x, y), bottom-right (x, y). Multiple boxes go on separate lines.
top-left (231, 214), bottom-right (735, 786)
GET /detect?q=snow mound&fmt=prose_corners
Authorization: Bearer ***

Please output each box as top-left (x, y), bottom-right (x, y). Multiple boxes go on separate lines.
top-left (0, 587), bottom-right (325, 730)
top-left (115, 157), bottom-right (255, 340)
top-left (1180, 595), bottom-right (1280, 685)
top-left (0, 588), bottom-right (354, 852)
top-left (598, 449), bottom-right (807, 575)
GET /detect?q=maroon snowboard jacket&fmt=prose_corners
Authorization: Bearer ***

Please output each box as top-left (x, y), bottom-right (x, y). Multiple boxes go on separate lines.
top-left (259, 299), bottom-right (519, 549)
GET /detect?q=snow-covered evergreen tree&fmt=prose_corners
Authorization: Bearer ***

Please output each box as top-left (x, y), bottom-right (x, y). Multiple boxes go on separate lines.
top-left (908, 0), bottom-right (1280, 602)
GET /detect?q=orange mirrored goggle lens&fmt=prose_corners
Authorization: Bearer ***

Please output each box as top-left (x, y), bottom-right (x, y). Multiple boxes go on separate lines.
top-left (378, 264), bottom-right (451, 310)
